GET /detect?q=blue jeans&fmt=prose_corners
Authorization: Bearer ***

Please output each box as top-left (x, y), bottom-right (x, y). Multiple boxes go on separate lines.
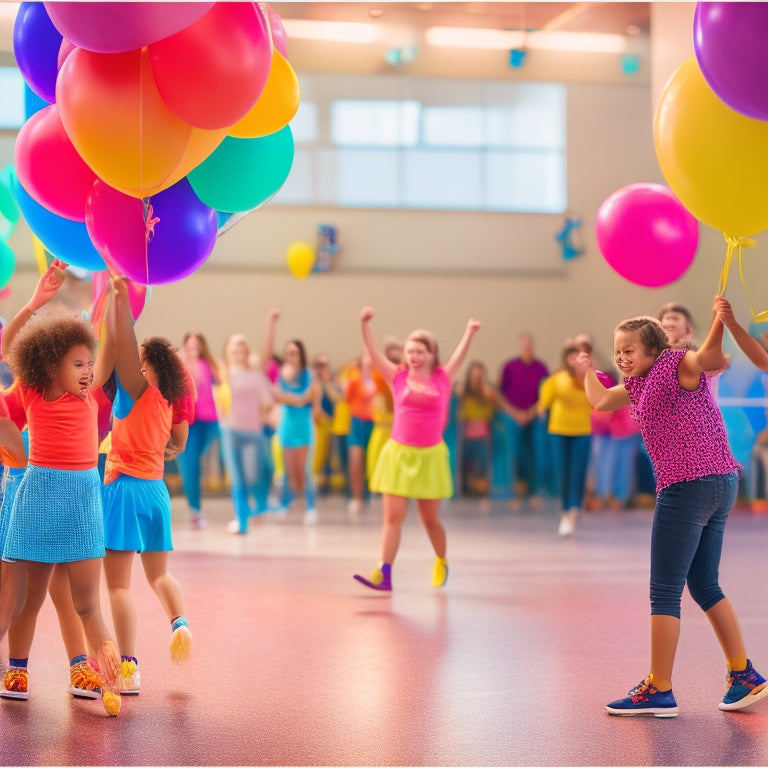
top-left (502, 415), bottom-right (551, 497)
top-left (650, 472), bottom-right (737, 618)
top-left (594, 433), bottom-right (641, 503)
top-left (550, 434), bottom-right (591, 510)
top-left (176, 419), bottom-right (219, 512)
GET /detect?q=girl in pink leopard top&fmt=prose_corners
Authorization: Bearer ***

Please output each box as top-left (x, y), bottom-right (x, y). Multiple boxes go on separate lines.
top-left (576, 308), bottom-right (767, 718)
top-left (353, 307), bottom-right (481, 592)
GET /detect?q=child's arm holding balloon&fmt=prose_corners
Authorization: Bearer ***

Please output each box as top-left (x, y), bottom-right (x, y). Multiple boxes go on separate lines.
top-left (714, 295), bottom-right (768, 372)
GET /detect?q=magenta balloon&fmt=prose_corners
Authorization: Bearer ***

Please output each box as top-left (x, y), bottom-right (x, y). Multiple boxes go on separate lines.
top-left (266, 5), bottom-right (289, 58)
top-left (694, 2), bottom-right (768, 121)
top-left (86, 178), bottom-right (217, 285)
top-left (595, 183), bottom-right (699, 288)
top-left (14, 104), bottom-right (98, 222)
top-left (92, 269), bottom-right (147, 321)
top-left (149, 3), bottom-right (272, 130)
top-left (44, 2), bottom-right (215, 53)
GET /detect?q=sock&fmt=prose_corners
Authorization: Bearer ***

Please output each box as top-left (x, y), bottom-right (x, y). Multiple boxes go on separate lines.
top-left (70, 654), bottom-right (87, 667)
top-left (121, 655), bottom-right (138, 664)
top-left (171, 616), bottom-right (189, 632)
top-left (9, 657), bottom-right (28, 669)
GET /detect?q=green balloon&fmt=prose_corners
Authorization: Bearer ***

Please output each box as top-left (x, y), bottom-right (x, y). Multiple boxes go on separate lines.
top-left (0, 240), bottom-right (16, 289)
top-left (0, 166), bottom-right (20, 240)
top-left (188, 127), bottom-right (294, 213)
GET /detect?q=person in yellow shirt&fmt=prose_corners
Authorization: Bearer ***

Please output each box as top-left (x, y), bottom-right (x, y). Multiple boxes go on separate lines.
top-left (538, 338), bottom-right (593, 536)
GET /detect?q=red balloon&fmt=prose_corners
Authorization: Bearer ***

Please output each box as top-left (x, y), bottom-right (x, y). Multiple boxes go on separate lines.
top-left (14, 104), bottom-right (97, 222)
top-left (149, 3), bottom-right (273, 130)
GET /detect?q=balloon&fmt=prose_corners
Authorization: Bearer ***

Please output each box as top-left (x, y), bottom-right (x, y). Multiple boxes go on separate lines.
top-left (24, 82), bottom-right (50, 119)
top-left (0, 241), bottom-right (15, 290)
top-left (44, 2), bottom-right (214, 54)
top-left (229, 51), bottom-right (300, 139)
top-left (266, 5), bottom-right (289, 58)
top-left (595, 183), bottom-right (699, 288)
top-left (188, 126), bottom-right (294, 212)
top-left (91, 270), bottom-right (148, 322)
top-left (654, 56), bottom-right (768, 236)
top-left (0, 166), bottom-right (20, 241)
top-left (85, 178), bottom-right (217, 285)
top-left (13, 2), bottom-right (62, 103)
top-left (286, 241), bottom-right (315, 279)
top-left (57, 38), bottom-right (76, 70)
top-left (57, 46), bottom-right (192, 195)
top-left (149, 3), bottom-right (272, 130)
top-left (14, 179), bottom-right (105, 271)
top-left (14, 104), bottom-right (98, 222)
top-left (694, 2), bottom-right (768, 122)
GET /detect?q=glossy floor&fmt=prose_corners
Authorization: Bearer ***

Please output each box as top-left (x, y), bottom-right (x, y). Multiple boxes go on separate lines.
top-left (2, 495), bottom-right (768, 767)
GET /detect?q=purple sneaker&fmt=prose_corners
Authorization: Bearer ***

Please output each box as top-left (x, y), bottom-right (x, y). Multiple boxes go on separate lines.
top-left (353, 563), bottom-right (392, 591)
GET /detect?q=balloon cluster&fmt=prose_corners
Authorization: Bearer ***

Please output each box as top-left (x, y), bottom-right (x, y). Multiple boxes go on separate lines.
top-left (12, 1), bottom-right (300, 285)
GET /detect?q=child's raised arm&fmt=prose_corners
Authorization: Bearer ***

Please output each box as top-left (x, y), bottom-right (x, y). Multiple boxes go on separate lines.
top-left (715, 295), bottom-right (768, 372)
top-left (679, 300), bottom-right (728, 386)
top-left (262, 307), bottom-right (280, 373)
top-left (573, 352), bottom-right (630, 411)
top-left (443, 318), bottom-right (481, 380)
top-left (360, 307), bottom-right (398, 384)
top-left (2, 259), bottom-right (67, 358)
top-left (110, 276), bottom-right (148, 400)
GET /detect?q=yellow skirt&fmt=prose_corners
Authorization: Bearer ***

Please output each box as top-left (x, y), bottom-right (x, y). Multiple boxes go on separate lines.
top-left (366, 423), bottom-right (391, 481)
top-left (370, 439), bottom-right (453, 499)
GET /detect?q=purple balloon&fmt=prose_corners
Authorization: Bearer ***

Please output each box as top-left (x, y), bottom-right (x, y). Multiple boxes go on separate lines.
top-left (694, 2), bottom-right (768, 121)
top-left (13, 2), bottom-right (63, 103)
top-left (86, 178), bottom-right (217, 285)
top-left (44, 2), bottom-right (215, 54)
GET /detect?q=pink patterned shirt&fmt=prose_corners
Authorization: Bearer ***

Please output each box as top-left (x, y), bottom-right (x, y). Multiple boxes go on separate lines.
top-left (624, 349), bottom-right (740, 492)
top-left (389, 367), bottom-right (450, 448)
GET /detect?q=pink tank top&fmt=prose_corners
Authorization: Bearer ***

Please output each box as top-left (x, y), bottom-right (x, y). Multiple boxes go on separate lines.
top-left (389, 367), bottom-right (450, 448)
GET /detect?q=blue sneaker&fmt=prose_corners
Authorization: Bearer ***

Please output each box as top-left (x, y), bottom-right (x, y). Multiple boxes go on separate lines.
top-left (606, 674), bottom-right (678, 717)
top-left (719, 659), bottom-right (768, 711)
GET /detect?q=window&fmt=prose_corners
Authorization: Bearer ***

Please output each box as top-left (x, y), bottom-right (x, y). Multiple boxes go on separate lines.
top-left (0, 68), bottom-right (26, 130)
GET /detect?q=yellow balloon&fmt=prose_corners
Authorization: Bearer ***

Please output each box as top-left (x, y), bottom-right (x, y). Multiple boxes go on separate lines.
top-left (654, 55), bottom-right (768, 236)
top-left (228, 51), bottom-right (300, 139)
top-left (286, 241), bottom-right (315, 279)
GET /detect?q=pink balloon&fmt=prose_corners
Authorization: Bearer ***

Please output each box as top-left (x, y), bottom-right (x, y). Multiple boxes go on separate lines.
top-left (595, 183), bottom-right (699, 288)
top-left (149, 3), bottom-right (272, 130)
top-left (14, 104), bottom-right (98, 222)
top-left (57, 38), bottom-right (76, 70)
top-left (44, 2), bottom-right (215, 54)
top-left (91, 270), bottom-right (147, 322)
top-left (266, 5), bottom-right (289, 58)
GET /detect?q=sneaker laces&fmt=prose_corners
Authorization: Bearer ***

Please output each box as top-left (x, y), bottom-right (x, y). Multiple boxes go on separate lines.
top-left (726, 660), bottom-right (760, 690)
top-left (4, 668), bottom-right (28, 693)
top-left (628, 674), bottom-right (658, 703)
top-left (70, 661), bottom-right (102, 693)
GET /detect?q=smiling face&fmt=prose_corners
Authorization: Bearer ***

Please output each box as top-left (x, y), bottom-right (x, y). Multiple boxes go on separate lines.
top-left (56, 343), bottom-right (95, 399)
top-left (660, 310), bottom-right (693, 347)
top-left (613, 329), bottom-right (657, 378)
top-left (404, 338), bottom-right (433, 373)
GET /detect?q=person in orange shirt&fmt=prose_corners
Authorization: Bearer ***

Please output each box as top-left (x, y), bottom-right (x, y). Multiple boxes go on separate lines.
top-left (101, 276), bottom-right (193, 696)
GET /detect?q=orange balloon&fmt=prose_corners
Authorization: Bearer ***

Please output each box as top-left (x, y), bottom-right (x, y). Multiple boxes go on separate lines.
top-left (57, 46), bottom-right (192, 194)
top-left (228, 51), bottom-right (300, 139)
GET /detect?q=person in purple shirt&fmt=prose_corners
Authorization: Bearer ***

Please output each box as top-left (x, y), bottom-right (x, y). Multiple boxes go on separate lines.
top-left (498, 332), bottom-right (550, 507)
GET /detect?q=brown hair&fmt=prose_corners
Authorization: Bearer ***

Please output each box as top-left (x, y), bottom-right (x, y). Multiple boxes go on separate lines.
top-left (183, 331), bottom-right (218, 370)
top-left (657, 302), bottom-right (695, 331)
top-left (616, 316), bottom-right (670, 359)
top-left (405, 329), bottom-right (440, 366)
top-left (141, 336), bottom-right (187, 404)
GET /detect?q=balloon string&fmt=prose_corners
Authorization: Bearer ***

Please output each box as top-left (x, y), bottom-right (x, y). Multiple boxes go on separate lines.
top-left (720, 233), bottom-right (768, 321)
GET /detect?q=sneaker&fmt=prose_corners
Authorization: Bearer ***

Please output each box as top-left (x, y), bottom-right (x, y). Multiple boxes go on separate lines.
top-left (606, 675), bottom-right (678, 717)
top-left (170, 620), bottom-right (193, 665)
top-left (719, 659), bottom-right (768, 711)
top-left (353, 562), bottom-right (392, 592)
top-left (347, 499), bottom-right (362, 521)
top-left (69, 660), bottom-right (102, 699)
top-left (304, 508), bottom-right (318, 526)
top-left (558, 513), bottom-right (573, 537)
top-left (0, 667), bottom-right (28, 700)
top-left (118, 659), bottom-right (140, 695)
top-left (228, 519), bottom-right (246, 534)
top-left (432, 557), bottom-right (448, 587)
top-left (190, 514), bottom-right (206, 531)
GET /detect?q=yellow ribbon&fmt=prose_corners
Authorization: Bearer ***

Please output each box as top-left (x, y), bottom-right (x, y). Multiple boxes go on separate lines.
top-left (719, 234), bottom-right (768, 322)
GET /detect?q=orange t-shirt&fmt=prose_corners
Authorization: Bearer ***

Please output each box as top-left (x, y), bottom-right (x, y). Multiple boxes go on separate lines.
top-left (105, 385), bottom-right (172, 484)
top-left (20, 383), bottom-right (98, 470)
top-left (344, 367), bottom-right (377, 422)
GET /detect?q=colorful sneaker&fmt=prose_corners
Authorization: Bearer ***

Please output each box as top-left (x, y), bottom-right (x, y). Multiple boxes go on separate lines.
top-left (118, 658), bottom-right (141, 695)
top-left (170, 618), bottom-right (193, 664)
top-left (1, 667), bottom-right (28, 700)
top-left (353, 562), bottom-right (392, 591)
top-left (719, 659), bottom-right (768, 711)
top-left (606, 674), bottom-right (678, 717)
top-left (432, 557), bottom-right (448, 587)
top-left (69, 660), bottom-right (102, 699)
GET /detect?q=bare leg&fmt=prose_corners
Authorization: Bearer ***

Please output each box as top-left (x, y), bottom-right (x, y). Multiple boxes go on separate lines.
top-left (141, 551), bottom-right (185, 622)
top-left (48, 563), bottom-right (90, 660)
top-left (103, 550), bottom-right (137, 658)
top-left (7, 562), bottom-right (52, 659)
top-left (348, 446), bottom-right (365, 505)
top-left (0, 561), bottom-right (26, 644)
top-left (380, 493), bottom-right (408, 564)
top-left (416, 498), bottom-right (446, 558)
top-left (649, 614), bottom-right (680, 691)
top-left (705, 597), bottom-right (748, 672)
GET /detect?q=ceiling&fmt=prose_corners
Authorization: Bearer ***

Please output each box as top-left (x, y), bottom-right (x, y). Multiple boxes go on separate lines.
top-left (270, 2), bottom-right (651, 36)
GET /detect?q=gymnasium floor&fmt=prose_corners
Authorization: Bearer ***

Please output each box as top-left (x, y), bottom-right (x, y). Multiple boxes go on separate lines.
top-left (2, 493), bottom-right (768, 767)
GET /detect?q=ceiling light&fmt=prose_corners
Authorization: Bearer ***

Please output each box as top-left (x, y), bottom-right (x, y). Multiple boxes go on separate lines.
top-left (368, 8), bottom-right (384, 18)
top-left (281, 19), bottom-right (383, 44)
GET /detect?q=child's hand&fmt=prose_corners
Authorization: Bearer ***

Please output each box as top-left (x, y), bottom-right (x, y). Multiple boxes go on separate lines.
top-left (28, 259), bottom-right (67, 311)
top-left (361, 307), bottom-right (374, 323)
top-left (714, 295), bottom-right (736, 329)
top-left (267, 307), bottom-right (280, 322)
top-left (573, 351), bottom-right (592, 377)
top-left (110, 274), bottom-right (129, 299)
top-left (467, 318), bottom-right (481, 334)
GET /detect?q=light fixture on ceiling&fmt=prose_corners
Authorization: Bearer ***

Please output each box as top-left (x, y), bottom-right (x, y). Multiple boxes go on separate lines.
top-left (281, 19), bottom-right (383, 44)
top-left (425, 26), bottom-right (627, 54)
top-left (368, 8), bottom-right (384, 18)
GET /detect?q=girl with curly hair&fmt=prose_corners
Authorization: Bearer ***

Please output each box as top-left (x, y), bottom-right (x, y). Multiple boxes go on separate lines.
top-left (101, 276), bottom-right (193, 696)
top-left (0, 260), bottom-right (121, 716)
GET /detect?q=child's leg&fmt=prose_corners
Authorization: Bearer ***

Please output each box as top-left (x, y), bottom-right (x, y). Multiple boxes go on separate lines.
top-left (416, 498), bottom-right (446, 558)
top-left (48, 563), bottom-right (90, 660)
top-left (140, 551), bottom-right (185, 622)
top-left (103, 550), bottom-right (138, 658)
top-left (705, 598), bottom-right (747, 672)
top-left (0, 560), bottom-right (26, 642)
top-left (177, 421), bottom-right (204, 513)
top-left (380, 493), bottom-right (409, 564)
top-left (6, 562), bottom-right (52, 659)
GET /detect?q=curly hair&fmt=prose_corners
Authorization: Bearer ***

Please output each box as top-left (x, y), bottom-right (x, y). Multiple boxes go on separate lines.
top-left (9, 312), bottom-right (97, 392)
top-left (616, 316), bottom-right (670, 359)
top-left (141, 336), bottom-right (187, 404)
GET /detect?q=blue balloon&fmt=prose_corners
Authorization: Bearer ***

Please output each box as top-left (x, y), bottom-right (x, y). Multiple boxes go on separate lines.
top-left (14, 178), bottom-right (105, 271)
top-left (24, 82), bottom-right (51, 119)
top-left (13, 2), bottom-right (62, 104)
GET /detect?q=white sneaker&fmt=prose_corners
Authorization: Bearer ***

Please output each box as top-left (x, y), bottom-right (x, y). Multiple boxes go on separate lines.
top-left (557, 513), bottom-right (573, 537)
top-left (228, 519), bottom-right (244, 534)
top-left (118, 664), bottom-right (141, 695)
top-left (304, 508), bottom-right (318, 526)
top-left (347, 499), bottom-right (362, 520)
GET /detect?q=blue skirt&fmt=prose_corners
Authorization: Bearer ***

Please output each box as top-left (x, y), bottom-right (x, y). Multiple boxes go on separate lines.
top-left (3, 465), bottom-right (104, 563)
top-left (103, 474), bottom-right (173, 553)
top-left (0, 467), bottom-right (25, 557)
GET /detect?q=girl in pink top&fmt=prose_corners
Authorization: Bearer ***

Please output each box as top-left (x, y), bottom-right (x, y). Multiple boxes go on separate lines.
top-left (577, 306), bottom-right (767, 717)
top-left (354, 307), bottom-right (481, 592)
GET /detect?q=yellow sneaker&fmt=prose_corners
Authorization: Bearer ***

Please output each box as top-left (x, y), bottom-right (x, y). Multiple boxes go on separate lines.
top-left (170, 619), bottom-right (193, 664)
top-left (432, 557), bottom-right (448, 587)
